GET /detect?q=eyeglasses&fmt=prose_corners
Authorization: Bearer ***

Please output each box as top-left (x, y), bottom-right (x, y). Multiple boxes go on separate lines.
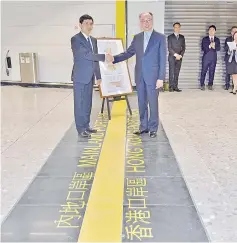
top-left (140, 19), bottom-right (152, 23)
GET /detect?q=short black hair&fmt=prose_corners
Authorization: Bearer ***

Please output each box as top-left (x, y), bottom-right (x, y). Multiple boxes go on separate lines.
top-left (79, 14), bottom-right (93, 24)
top-left (209, 25), bottom-right (216, 31)
top-left (231, 26), bottom-right (237, 30)
top-left (173, 22), bottom-right (181, 27)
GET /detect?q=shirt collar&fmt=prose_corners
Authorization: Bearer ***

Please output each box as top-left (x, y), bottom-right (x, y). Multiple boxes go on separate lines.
top-left (81, 32), bottom-right (89, 40)
top-left (174, 32), bottom-right (179, 36)
top-left (144, 30), bottom-right (153, 36)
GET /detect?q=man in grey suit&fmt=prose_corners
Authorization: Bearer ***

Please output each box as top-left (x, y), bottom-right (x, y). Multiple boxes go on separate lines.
top-left (112, 12), bottom-right (166, 138)
top-left (167, 22), bottom-right (186, 92)
top-left (71, 14), bottom-right (112, 138)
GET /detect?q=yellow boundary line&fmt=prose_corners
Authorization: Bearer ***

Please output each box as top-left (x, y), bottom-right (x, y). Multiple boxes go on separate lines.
top-left (78, 2), bottom-right (126, 241)
top-left (78, 101), bottom-right (127, 242)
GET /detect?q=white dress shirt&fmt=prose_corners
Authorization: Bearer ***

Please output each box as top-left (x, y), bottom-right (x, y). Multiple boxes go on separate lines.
top-left (209, 36), bottom-right (215, 49)
top-left (81, 32), bottom-right (93, 52)
top-left (143, 30), bottom-right (153, 52)
top-left (173, 33), bottom-right (181, 57)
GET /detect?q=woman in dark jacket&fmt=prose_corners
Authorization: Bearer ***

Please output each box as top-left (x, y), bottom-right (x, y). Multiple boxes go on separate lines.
top-left (227, 31), bottom-right (237, 95)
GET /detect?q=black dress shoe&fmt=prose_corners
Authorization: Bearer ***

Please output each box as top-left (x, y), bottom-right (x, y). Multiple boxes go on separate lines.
top-left (200, 86), bottom-right (205, 91)
top-left (174, 88), bottom-right (182, 92)
top-left (133, 130), bottom-right (149, 135)
top-left (79, 131), bottom-right (91, 138)
top-left (149, 132), bottom-right (157, 138)
top-left (169, 88), bottom-right (174, 92)
top-left (86, 127), bottom-right (97, 133)
top-left (208, 85), bottom-right (213, 90)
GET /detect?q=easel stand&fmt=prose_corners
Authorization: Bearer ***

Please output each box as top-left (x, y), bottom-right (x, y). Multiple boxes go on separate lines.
top-left (101, 95), bottom-right (132, 120)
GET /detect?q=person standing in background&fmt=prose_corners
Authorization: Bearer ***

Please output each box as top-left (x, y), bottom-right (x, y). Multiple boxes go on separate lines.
top-left (227, 31), bottom-right (237, 95)
top-left (167, 22), bottom-right (186, 92)
top-left (224, 26), bottom-right (237, 90)
top-left (200, 25), bottom-right (220, 90)
top-left (71, 14), bottom-right (112, 138)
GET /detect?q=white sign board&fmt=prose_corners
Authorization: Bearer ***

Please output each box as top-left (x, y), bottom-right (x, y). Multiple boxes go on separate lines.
top-left (97, 38), bottom-right (133, 98)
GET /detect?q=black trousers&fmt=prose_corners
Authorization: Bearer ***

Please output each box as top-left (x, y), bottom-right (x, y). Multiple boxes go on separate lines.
top-left (73, 80), bottom-right (93, 133)
top-left (169, 57), bottom-right (182, 89)
top-left (225, 59), bottom-right (231, 89)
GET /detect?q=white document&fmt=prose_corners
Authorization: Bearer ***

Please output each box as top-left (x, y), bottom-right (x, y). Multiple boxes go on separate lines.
top-left (20, 57), bottom-right (25, 63)
top-left (227, 41), bottom-right (237, 51)
top-left (25, 57), bottom-right (30, 63)
top-left (97, 39), bottom-right (133, 98)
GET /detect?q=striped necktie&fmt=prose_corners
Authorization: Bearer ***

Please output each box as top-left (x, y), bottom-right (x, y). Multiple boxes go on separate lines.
top-left (87, 37), bottom-right (93, 52)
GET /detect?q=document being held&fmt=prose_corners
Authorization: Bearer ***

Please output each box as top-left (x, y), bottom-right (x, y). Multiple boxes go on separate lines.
top-left (97, 39), bottom-right (133, 97)
top-left (227, 41), bottom-right (237, 51)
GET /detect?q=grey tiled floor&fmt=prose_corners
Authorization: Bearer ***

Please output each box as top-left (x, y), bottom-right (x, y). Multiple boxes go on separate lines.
top-left (1, 113), bottom-right (109, 242)
top-left (122, 108), bottom-right (208, 242)
top-left (159, 90), bottom-right (237, 242)
top-left (1, 105), bottom-right (208, 242)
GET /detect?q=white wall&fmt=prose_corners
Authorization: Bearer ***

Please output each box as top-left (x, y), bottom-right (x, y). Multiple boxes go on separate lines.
top-left (1, 1), bottom-right (116, 83)
top-left (126, 0), bottom-right (165, 85)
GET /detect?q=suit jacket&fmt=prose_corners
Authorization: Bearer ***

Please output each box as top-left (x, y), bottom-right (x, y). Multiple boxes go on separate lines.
top-left (71, 32), bottom-right (105, 84)
top-left (167, 33), bottom-right (186, 60)
top-left (113, 30), bottom-right (167, 86)
top-left (201, 36), bottom-right (220, 60)
top-left (224, 36), bottom-right (233, 61)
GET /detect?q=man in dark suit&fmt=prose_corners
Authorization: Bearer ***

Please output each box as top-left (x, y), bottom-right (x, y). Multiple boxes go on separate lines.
top-left (167, 22), bottom-right (186, 92)
top-left (112, 12), bottom-right (166, 138)
top-left (71, 14), bottom-right (111, 138)
top-left (224, 26), bottom-right (237, 90)
top-left (200, 25), bottom-right (220, 90)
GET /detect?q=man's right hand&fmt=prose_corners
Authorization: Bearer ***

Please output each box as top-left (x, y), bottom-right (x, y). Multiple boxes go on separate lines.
top-left (105, 53), bottom-right (114, 63)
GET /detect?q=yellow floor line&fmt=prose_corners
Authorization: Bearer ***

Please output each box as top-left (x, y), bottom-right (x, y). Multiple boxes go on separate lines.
top-left (78, 100), bottom-right (127, 242)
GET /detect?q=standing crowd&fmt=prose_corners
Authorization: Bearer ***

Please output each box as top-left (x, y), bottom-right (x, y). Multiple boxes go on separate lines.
top-left (168, 24), bottom-right (237, 94)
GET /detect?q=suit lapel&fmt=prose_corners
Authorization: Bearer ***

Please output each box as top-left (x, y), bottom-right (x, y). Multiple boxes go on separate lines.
top-left (144, 30), bottom-right (155, 55)
top-left (136, 33), bottom-right (144, 57)
top-left (79, 32), bottom-right (91, 50)
top-left (91, 37), bottom-right (96, 53)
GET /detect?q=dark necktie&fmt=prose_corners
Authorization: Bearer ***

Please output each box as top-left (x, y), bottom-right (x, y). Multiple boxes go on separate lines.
top-left (87, 37), bottom-right (93, 51)
top-left (176, 34), bottom-right (179, 40)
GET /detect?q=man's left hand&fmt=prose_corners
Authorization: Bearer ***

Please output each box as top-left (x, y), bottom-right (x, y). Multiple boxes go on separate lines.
top-left (156, 80), bottom-right (163, 89)
top-left (97, 79), bottom-right (102, 86)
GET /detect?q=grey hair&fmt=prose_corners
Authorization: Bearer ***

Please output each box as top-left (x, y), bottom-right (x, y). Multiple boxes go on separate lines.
top-left (139, 12), bottom-right (153, 19)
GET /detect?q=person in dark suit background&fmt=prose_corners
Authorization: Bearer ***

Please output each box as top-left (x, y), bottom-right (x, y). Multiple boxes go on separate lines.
top-left (200, 25), bottom-right (220, 90)
top-left (71, 14), bottom-right (112, 138)
top-left (167, 22), bottom-right (186, 92)
top-left (224, 26), bottom-right (237, 90)
top-left (227, 31), bottom-right (237, 95)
